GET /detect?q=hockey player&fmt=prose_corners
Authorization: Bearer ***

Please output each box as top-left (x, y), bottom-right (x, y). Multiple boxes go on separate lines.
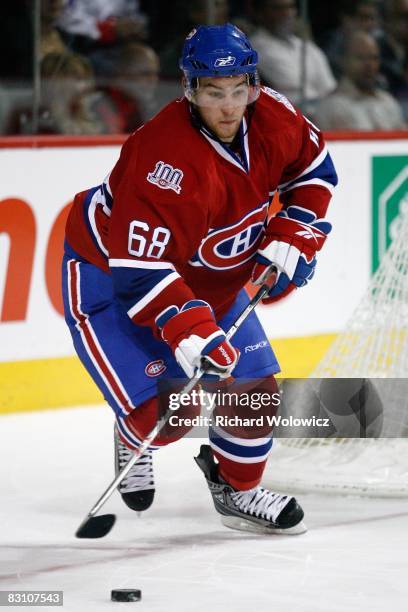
top-left (62, 24), bottom-right (337, 535)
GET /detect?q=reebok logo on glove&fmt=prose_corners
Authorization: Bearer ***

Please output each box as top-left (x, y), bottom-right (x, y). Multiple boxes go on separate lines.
top-left (295, 226), bottom-right (325, 242)
top-left (217, 344), bottom-right (233, 364)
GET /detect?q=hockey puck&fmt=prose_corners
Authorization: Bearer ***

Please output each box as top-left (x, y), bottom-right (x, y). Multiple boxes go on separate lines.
top-left (111, 589), bottom-right (142, 602)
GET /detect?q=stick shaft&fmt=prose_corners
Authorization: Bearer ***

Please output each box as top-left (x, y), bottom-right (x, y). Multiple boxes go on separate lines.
top-left (225, 284), bottom-right (270, 340)
top-left (79, 281), bottom-right (272, 522)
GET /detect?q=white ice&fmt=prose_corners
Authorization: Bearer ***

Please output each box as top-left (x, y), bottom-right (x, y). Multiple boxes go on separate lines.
top-left (1, 405), bottom-right (407, 612)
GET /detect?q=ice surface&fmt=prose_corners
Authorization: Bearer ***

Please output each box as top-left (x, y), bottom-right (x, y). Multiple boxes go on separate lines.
top-left (1, 405), bottom-right (407, 611)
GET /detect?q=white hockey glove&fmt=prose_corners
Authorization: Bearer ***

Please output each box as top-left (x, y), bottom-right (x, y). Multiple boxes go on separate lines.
top-left (156, 300), bottom-right (239, 379)
top-left (252, 205), bottom-right (332, 303)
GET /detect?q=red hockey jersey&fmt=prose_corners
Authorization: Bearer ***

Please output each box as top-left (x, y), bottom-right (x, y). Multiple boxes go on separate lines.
top-left (65, 87), bottom-right (337, 329)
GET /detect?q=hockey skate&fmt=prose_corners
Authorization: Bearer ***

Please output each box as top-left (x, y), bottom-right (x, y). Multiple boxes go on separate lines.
top-left (114, 425), bottom-right (155, 512)
top-left (195, 445), bottom-right (306, 535)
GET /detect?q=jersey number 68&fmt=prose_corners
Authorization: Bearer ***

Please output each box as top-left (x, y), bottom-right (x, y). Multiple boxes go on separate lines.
top-left (128, 220), bottom-right (171, 259)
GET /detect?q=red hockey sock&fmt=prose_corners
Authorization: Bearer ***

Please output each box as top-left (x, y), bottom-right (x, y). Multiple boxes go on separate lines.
top-left (209, 375), bottom-right (278, 490)
top-left (122, 382), bottom-right (202, 447)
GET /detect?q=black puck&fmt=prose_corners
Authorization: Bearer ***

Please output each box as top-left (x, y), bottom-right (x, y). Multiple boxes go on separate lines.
top-left (111, 589), bottom-right (142, 602)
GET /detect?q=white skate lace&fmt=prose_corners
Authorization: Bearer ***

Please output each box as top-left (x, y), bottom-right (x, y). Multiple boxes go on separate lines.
top-left (230, 487), bottom-right (291, 522)
top-left (118, 442), bottom-right (154, 494)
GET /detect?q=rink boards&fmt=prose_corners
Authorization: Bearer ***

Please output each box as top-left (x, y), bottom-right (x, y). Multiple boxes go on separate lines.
top-left (0, 132), bottom-right (407, 412)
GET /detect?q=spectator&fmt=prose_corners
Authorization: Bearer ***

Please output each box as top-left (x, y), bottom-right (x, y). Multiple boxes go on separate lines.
top-left (57, 0), bottom-right (148, 56)
top-left (315, 31), bottom-right (405, 130)
top-left (40, 0), bottom-right (67, 59)
top-left (6, 52), bottom-right (106, 135)
top-left (323, 0), bottom-right (381, 78)
top-left (92, 42), bottom-right (160, 133)
top-left (377, 0), bottom-right (408, 114)
top-left (250, 0), bottom-right (336, 108)
top-left (189, 0), bottom-right (229, 25)
top-left (159, 0), bottom-right (229, 79)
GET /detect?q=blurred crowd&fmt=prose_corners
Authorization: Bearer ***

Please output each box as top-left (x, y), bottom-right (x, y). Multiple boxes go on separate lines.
top-left (0, 0), bottom-right (407, 135)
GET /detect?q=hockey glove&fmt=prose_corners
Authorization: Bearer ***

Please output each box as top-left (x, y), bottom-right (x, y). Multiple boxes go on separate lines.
top-left (156, 300), bottom-right (239, 379)
top-left (252, 205), bottom-right (332, 303)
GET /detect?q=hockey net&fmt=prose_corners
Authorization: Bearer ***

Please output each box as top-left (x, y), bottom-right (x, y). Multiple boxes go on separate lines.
top-left (263, 203), bottom-right (408, 497)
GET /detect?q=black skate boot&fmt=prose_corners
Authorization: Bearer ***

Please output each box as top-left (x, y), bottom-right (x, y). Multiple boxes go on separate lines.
top-left (195, 445), bottom-right (306, 535)
top-left (114, 425), bottom-right (155, 512)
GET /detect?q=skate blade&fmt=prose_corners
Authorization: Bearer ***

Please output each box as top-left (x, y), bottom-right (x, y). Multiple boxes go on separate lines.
top-left (221, 515), bottom-right (307, 535)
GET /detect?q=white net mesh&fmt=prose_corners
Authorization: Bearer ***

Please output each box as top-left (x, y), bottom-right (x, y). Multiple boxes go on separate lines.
top-left (313, 206), bottom-right (408, 379)
top-left (264, 204), bottom-right (408, 497)
top-left (266, 438), bottom-right (408, 497)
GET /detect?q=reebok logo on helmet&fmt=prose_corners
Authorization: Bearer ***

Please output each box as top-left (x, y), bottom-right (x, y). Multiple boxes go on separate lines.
top-left (214, 56), bottom-right (236, 67)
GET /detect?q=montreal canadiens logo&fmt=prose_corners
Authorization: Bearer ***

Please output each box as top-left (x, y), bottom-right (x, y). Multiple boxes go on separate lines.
top-left (145, 359), bottom-right (167, 377)
top-left (198, 203), bottom-right (268, 270)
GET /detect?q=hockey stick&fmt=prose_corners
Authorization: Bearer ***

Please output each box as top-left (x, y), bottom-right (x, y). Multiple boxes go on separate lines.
top-left (75, 273), bottom-right (276, 539)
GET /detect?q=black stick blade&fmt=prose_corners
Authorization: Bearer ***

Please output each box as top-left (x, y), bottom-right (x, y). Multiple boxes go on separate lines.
top-left (75, 514), bottom-right (116, 539)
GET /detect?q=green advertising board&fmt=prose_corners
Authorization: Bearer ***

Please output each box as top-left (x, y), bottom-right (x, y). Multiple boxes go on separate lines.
top-left (372, 156), bottom-right (408, 272)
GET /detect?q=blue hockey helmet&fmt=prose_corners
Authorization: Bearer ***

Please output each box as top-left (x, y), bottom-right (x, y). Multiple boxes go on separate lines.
top-left (180, 24), bottom-right (260, 106)
top-left (180, 23), bottom-right (258, 78)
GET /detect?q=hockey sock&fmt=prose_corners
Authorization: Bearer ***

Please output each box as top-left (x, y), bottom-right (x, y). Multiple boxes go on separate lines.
top-left (120, 381), bottom-right (202, 448)
top-left (208, 375), bottom-right (278, 490)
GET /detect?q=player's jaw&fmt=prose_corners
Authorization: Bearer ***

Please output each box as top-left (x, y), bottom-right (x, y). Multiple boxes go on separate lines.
top-left (198, 106), bottom-right (246, 143)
